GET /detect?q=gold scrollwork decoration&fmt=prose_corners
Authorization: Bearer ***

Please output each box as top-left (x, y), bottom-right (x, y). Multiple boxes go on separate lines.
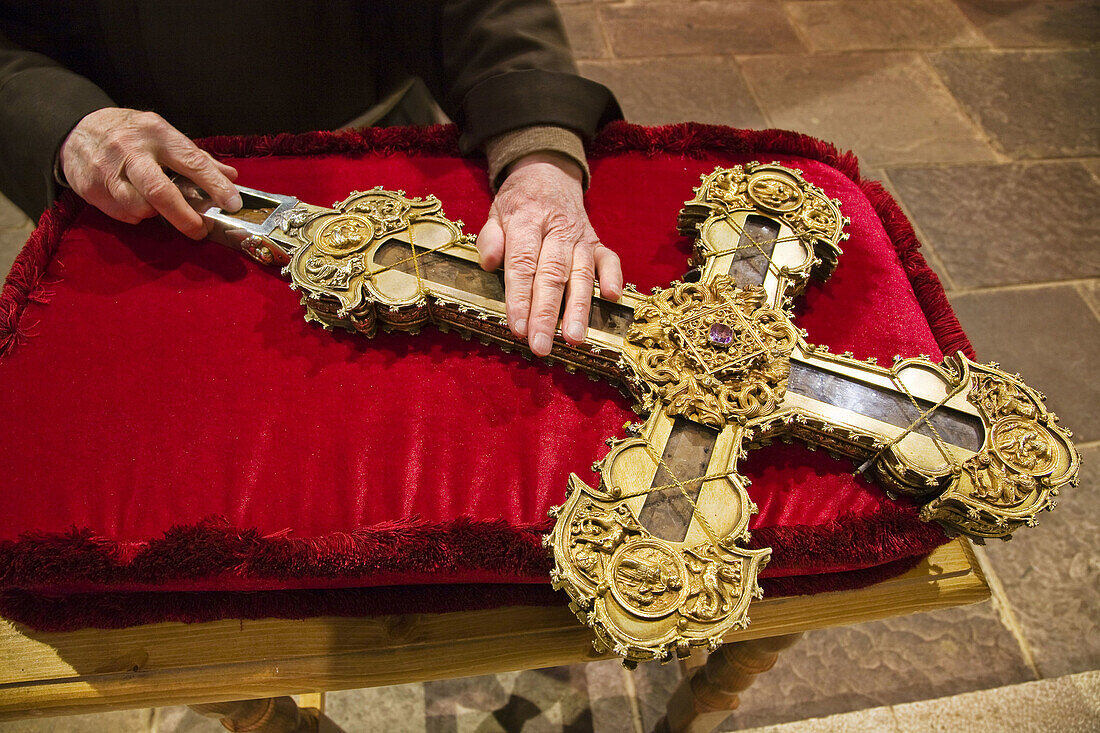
top-left (679, 162), bottom-right (848, 285)
top-left (303, 252), bottom-right (366, 290)
top-left (920, 362), bottom-right (1078, 537)
top-left (351, 197), bottom-right (410, 235)
top-left (627, 277), bottom-right (797, 428)
top-left (551, 473), bottom-right (770, 664)
top-left (683, 544), bottom-right (745, 622)
top-left (281, 188), bottom-right (459, 323)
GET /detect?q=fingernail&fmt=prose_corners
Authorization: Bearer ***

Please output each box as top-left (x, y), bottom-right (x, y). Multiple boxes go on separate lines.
top-left (566, 322), bottom-right (585, 342)
top-left (531, 333), bottom-right (551, 355)
top-left (514, 318), bottom-right (527, 336)
top-left (226, 193), bottom-right (243, 212)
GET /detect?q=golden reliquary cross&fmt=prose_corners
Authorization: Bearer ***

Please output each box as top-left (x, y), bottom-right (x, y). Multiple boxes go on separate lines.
top-left (176, 164), bottom-right (1079, 665)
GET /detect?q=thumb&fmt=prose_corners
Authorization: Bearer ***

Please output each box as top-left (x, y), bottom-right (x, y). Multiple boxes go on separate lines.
top-left (476, 211), bottom-right (505, 272)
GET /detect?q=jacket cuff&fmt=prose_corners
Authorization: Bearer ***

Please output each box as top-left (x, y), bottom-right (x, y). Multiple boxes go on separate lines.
top-left (458, 69), bottom-right (620, 155)
top-left (0, 66), bottom-right (114, 217)
top-left (485, 126), bottom-right (589, 192)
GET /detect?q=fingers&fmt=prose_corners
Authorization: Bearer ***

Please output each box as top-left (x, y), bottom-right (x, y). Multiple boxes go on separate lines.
top-left (561, 242), bottom-right (595, 346)
top-left (214, 159), bottom-right (239, 181)
top-left (476, 215), bottom-right (505, 272)
top-left (503, 220), bottom-right (541, 340)
top-left (527, 234), bottom-right (572, 357)
top-left (58, 108), bottom-right (238, 238)
top-left (161, 132), bottom-right (242, 212)
top-left (103, 177), bottom-right (155, 224)
top-left (594, 245), bottom-right (623, 300)
top-left (71, 167), bottom-right (154, 226)
top-left (80, 181), bottom-right (149, 225)
top-left (124, 157), bottom-right (208, 239)
top-left (486, 154), bottom-right (618, 357)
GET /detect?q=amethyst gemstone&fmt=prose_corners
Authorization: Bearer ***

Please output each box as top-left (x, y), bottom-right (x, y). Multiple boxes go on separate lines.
top-left (708, 323), bottom-right (734, 346)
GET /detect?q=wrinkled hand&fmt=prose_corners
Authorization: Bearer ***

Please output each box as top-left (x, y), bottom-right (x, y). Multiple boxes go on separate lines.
top-left (476, 153), bottom-right (623, 357)
top-left (59, 107), bottom-right (242, 239)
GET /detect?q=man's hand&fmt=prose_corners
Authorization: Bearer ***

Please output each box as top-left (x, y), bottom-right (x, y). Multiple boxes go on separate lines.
top-left (59, 108), bottom-right (242, 239)
top-left (475, 153), bottom-right (623, 357)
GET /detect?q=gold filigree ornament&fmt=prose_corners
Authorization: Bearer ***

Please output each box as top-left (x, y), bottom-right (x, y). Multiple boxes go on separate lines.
top-left (919, 366), bottom-right (1078, 537)
top-left (176, 162), bottom-right (1080, 665)
top-left (627, 278), bottom-right (797, 427)
top-left (549, 467), bottom-right (769, 663)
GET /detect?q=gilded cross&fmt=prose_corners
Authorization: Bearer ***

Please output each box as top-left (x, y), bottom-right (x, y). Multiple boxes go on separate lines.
top-left (176, 163), bottom-right (1079, 664)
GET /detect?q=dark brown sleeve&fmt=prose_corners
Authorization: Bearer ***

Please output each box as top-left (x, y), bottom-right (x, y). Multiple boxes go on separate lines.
top-left (0, 29), bottom-right (114, 218)
top-left (440, 0), bottom-right (621, 155)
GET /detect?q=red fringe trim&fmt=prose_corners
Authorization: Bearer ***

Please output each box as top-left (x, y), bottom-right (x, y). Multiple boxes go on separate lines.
top-left (750, 502), bottom-right (946, 576)
top-left (0, 123), bottom-right (968, 629)
top-left (0, 555), bottom-right (925, 633)
top-left (0, 585), bottom-right (563, 632)
top-left (760, 554), bottom-right (925, 597)
top-left (0, 192), bottom-right (83, 358)
top-left (0, 504), bottom-right (940, 591)
top-left (196, 124), bottom-right (463, 159)
top-left (0, 516), bottom-right (550, 589)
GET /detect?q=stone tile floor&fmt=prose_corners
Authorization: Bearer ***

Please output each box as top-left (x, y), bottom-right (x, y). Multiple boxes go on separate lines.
top-left (1, 0), bottom-right (1097, 730)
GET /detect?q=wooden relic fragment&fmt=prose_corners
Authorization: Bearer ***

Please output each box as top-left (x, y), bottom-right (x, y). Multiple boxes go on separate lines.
top-left (177, 164), bottom-right (1079, 665)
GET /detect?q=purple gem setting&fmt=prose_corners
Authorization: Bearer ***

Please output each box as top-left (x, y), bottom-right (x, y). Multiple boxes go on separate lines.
top-left (708, 323), bottom-right (735, 347)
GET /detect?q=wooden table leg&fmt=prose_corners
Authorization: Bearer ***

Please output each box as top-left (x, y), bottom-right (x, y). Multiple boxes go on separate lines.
top-left (189, 696), bottom-right (320, 732)
top-left (662, 632), bottom-right (804, 733)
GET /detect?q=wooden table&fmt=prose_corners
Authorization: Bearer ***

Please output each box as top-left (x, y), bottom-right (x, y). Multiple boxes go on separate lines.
top-left (0, 538), bottom-right (988, 732)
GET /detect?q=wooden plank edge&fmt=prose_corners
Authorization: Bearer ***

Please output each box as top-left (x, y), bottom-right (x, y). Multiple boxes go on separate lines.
top-left (0, 541), bottom-right (978, 687)
top-left (0, 540), bottom-right (989, 719)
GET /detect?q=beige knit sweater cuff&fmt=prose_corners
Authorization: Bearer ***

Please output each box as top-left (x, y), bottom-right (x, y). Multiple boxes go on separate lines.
top-left (484, 125), bottom-right (590, 191)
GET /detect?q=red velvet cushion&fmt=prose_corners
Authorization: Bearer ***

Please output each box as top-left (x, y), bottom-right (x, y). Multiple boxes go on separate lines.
top-left (0, 124), bottom-right (972, 628)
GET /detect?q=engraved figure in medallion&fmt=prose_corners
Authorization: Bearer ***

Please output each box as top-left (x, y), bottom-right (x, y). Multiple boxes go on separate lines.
top-left (321, 219), bottom-right (373, 251)
top-left (993, 418), bottom-right (1055, 473)
top-left (609, 541), bottom-right (686, 617)
top-left (747, 173), bottom-right (802, 212)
